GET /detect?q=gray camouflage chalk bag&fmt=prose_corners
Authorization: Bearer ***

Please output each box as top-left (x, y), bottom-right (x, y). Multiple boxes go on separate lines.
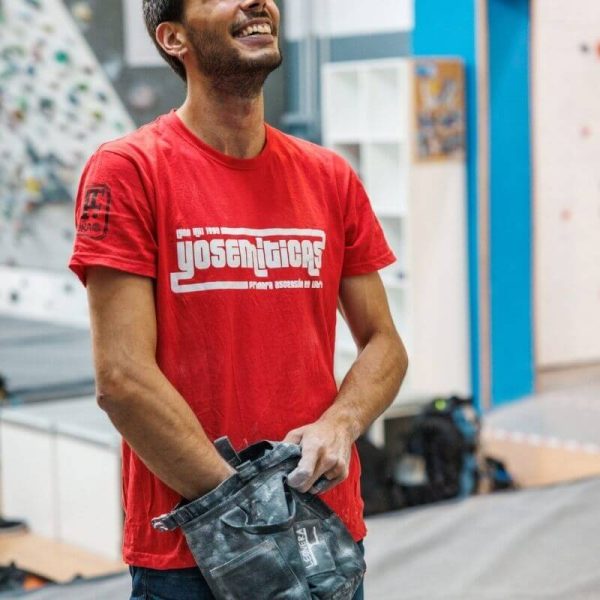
top-left (151, 437), bottom-right (366, 600)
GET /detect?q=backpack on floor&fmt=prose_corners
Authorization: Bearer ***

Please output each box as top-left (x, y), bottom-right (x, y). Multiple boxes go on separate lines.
top-left (394, 396), bottom-right (480, 506)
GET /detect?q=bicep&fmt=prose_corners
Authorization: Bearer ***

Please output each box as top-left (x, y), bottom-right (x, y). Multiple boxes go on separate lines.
top-left (338, 272), bottom-right (397, 350)
top-left (86, 266), bottom-right (157, 374)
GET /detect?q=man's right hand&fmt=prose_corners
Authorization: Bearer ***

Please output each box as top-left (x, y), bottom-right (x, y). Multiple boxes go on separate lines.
top-left (87, 266), bottom-right (238, 502)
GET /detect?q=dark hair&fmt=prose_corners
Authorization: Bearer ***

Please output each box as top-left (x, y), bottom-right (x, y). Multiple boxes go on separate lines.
top-left (142, 0), bottom-right (187, 81)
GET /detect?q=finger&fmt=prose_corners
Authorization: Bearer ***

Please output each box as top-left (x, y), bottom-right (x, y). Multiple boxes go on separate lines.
top-left (293, 455), bottom-right (332, 494)
top-left (310, 475), bottom-right (344, 495)
top-left (297, 448), bottom-right (345, 494)
top-left (309, 478), bottom-right (333, 494)
top-left (309, 461), bottom-right (348, 494)
top-left (287, 466), bottom-right (314, 490)
top-left (287, 447), bottom-right (319, 491)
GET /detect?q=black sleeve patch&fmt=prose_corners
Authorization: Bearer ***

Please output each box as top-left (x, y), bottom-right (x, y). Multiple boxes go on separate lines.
top-left (77, 184), bottom-right (111, 239)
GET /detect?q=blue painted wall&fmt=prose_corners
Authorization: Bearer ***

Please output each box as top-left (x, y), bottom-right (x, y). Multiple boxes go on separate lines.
top-left (412, 0), bottom-right (481, 407)
top-left (487, 0), bottom-right (534, 404)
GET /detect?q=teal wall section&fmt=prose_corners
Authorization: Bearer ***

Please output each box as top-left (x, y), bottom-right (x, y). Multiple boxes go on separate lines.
top-left (412, 0), bottom-right (481, 407)
top-left (487, 0), bottom-right (534, 405)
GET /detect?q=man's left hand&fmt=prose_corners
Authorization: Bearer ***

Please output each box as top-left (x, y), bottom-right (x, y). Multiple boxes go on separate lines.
top-left (283, 418), bottom-right (354, 494)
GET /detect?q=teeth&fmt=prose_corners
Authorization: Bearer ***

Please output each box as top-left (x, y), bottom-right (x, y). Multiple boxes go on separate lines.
top-left (237, 23), bottom-right (272, 37)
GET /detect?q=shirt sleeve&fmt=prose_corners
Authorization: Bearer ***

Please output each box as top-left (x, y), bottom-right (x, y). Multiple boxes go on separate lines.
top-left (68, 149), bottom-right (158, 286)
top-left (340, 164), bottom-right (397, 277)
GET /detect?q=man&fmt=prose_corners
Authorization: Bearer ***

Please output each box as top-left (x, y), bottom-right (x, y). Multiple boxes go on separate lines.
top-left (69, 0), bottom-right (408, 598)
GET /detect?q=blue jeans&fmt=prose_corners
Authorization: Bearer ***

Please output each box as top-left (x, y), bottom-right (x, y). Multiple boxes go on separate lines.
top-left (130, 541), bottom-right (365, 600)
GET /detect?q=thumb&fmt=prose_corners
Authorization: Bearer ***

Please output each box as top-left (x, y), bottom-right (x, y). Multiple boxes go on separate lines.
top-left (287, 447), bottom-right (318, 491)
top-left (287, 465), bottom-right (312, 489)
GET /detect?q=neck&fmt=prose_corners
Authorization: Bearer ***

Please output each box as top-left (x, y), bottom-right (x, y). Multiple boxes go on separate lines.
top-left (177, 75), bottom-right (266, 160)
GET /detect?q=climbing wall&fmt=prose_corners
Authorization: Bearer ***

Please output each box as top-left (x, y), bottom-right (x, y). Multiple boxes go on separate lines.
top-left (0, 0), bottom-right (134, 270)
top-left (532, 0), bottom-right (600, 367)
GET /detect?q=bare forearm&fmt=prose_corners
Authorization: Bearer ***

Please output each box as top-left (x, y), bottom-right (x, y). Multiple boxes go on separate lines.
top-left (285, 329), bottom-right (407, 493)
top-left (97, 365), bottom-right (234, 500)
top-left (321, 329), bottom-right (408, 440)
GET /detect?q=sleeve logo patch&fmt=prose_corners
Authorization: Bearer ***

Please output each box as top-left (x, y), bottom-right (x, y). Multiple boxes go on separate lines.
top-left (78, 184), bottom-right (111, 239)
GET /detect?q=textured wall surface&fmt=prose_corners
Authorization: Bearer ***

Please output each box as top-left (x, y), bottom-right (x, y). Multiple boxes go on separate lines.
top-left (0, 0), bottom-right (286, 270)
top-left (533, 0), bottom-right (600, 368)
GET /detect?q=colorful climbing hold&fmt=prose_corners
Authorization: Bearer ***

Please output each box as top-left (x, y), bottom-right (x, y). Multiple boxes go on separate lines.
top-left (55, 50), bottom-right (70, 64)
top-left (71, 2), bottom-right (94, 24)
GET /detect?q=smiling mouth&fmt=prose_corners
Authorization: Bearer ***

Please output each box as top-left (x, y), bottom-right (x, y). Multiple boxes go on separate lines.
top-left (234, 23), bottom-right (274, 39)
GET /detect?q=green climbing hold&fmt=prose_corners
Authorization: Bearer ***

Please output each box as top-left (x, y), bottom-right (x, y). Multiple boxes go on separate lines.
top-left (55, 50), bottom-right (70, 64)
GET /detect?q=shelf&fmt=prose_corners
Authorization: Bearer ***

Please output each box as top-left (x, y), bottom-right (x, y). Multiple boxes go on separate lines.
top-left (365, 66), bottom-right (408, 140)
top-left (363, 142), bottom-right (408, 216)
top-left (324, 57), bottom-right (471, 407)
top-left (378, 218), bottom-right (406, 274)
top-left (323, 69), bottom-right (364, 141)
top-left (331, 143), bottom-right (361, 176)
top-left (376, 207), bottom-right (408, 219)
top-left (336, 343), bottom-right (358, 356)
top-left (335, 317), bottom-right (356, 354)
top-left (387, 287), bottom-right (409, 338)
top-left (364, 134), bottom-right (409, 145)
top-left (325, 136), bottom-right (365, 146)
top-left (381, 273), bottom-right (408, 290)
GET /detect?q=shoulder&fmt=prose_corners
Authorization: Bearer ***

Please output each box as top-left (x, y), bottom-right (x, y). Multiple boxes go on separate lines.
top-left (78, 117), bottom-right (172, 201)
top-left (89, 113), bottom-right (170, 170)
top-left (268, 127), bottom-right (353, 181)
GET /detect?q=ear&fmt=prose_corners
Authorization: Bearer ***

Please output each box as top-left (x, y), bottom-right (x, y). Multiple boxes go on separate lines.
top-left (155, 21), bottom-right (188, 61)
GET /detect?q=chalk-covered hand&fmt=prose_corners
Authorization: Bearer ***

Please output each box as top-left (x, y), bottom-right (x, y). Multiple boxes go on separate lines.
top-left (284, 418), bottom-right (354, 494)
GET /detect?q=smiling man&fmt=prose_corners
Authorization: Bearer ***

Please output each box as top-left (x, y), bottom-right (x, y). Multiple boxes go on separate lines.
top-left (69, 1), bottom-right (408, 598)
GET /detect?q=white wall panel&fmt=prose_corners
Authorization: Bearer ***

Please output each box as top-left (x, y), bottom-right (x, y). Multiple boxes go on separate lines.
top-left (533, 0), bottom-right (600, 367)
top-left (1, 424), bottom-right (56, 538)
top-left (285, 0), bottom-right (413, 41)
top-left (56, 438), bottom-right (122, 560)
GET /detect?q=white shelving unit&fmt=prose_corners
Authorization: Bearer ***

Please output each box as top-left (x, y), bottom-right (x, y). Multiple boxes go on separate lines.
top-left (323, 58), bottom-right (471, 428)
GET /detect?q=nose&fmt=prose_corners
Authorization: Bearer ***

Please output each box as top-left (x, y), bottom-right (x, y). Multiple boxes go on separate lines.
top-left (240, 0), bottom-right (267, 9)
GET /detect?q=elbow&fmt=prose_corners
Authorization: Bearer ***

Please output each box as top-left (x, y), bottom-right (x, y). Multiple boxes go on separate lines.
top-left (95, 364), bottom-right (133, 415)
top-left (394, 333), bottom-right (410, 379)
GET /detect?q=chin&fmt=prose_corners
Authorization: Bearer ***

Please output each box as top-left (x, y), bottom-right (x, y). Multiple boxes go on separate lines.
top-left (234, 48), bottom-right (280, 69)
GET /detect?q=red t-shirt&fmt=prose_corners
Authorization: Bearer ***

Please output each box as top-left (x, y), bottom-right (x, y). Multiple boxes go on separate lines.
top-left (69, 110), bottom-right (395, 569)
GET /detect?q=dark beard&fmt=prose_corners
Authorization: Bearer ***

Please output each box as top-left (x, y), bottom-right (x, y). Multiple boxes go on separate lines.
top-left (186, 26), bottom-right (283, 99)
